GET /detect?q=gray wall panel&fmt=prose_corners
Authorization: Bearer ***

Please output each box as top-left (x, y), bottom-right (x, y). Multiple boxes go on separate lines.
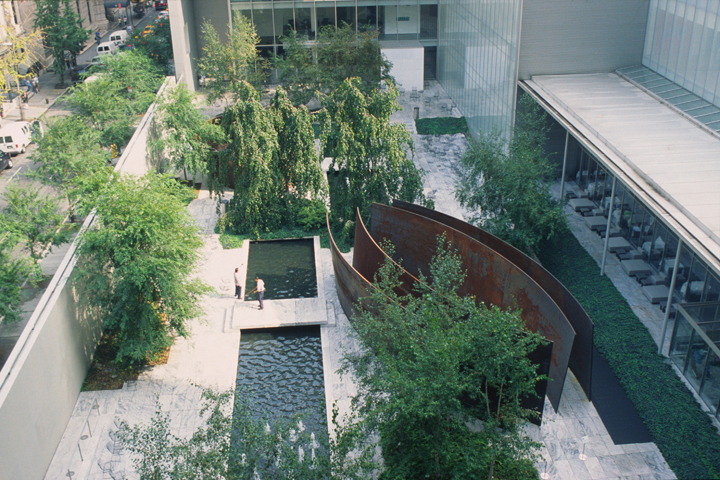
top-left (519, 0), bottom-right (651, 79)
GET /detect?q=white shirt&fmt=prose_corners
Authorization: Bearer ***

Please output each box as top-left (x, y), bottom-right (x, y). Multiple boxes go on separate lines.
top-left (256, 279), bottom-right (265, 292)
top-left (234, 271), bottom-right (241, 286)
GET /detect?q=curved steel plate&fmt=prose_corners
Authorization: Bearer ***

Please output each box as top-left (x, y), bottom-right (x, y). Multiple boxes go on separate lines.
top-left (392, 200), bottom-right (593, 400)
top-left (368, 203), bottom-right (575, 411)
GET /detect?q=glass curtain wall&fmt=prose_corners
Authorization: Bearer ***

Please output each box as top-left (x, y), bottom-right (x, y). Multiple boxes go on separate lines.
top-left (437, 0), bottom-right (522, 139)
top-left (643, 0), bottom-right (720, 107)
top-left (231, 0), bottom-right (438, 57)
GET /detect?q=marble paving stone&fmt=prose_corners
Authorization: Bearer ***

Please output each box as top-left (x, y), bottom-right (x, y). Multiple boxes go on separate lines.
top-left (584, 456), bottom-right (608, 479)
top-left (553, 459), bottom-right (576, 480)
top-left (568, 458), bottom-right (594, 479)
top-left (597, 456), bottom-right (622, 477)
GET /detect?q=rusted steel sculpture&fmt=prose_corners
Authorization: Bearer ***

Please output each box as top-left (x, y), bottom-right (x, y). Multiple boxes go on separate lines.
top-left (363, 203), bottom-right (574, 411)
top-left (392, 199), bottom-right (594, 401)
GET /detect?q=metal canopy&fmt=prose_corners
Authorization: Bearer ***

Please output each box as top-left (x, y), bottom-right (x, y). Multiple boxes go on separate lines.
top-left (523, 73), bottom-right (720, 275)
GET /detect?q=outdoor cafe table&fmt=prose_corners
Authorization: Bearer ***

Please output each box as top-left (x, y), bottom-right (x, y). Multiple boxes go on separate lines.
top-left (585, 215), bottom-right (608, 232)
top-left (569, 198), bottom-right (595, 212)
top-left (621, 259), bottom-right (653, 278)
top-left (607, 236), bottom-right (633, 253)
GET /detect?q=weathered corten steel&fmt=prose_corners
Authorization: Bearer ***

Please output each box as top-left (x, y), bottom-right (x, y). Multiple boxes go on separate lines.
top-left (368, 203), bottom-right (575, 411)
top-left (352, 217), bottom-right (422, 298)
top-left (393, 199), bottom-right (594, 401)
top-left (326, 216), bottom-right (376, 319)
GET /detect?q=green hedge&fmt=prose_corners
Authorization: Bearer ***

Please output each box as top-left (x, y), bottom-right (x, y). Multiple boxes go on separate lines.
top-left (539, 234), bottom-right (720, 480)
top-left (415, 116), bottom-right (468, 135)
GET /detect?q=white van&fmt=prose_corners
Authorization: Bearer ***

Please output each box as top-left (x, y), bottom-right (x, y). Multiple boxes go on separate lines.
top-left (0, 121), bottom-right (35, 155)
top-left (97, 41), bottom-right (117, 56)
top-left (108, 30), bottom-right (127, 46)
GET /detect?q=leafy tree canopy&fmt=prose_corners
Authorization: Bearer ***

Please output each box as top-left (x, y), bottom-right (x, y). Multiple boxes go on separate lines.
top-left (29, 116), bottom-right (112, 220)
top-left (1, 184), bottom-right (71, 262)
top-left (198, 12), bottom-right (269, 105)
top-left (0, 231), bottom-right (36, 324)
top-left (455, 92), bottom-right (567, 256)
top-left (66, 51), bottom-right (163, 146)
top-left (209, 84), bottom-right (326, 236)
top-left (74, 173), bottom-right (212, 365)
top-left (128, 18), bottom-right (174, 72)
top-left (149, 83), bottom-right (225, 180)
top-left (274, 24), bottom-right (394, 106)
top-left (340, 236), bottom-right (545, 479)
top-left (34, 0), bottom-right (90, 83)
top-left (318, 77), bottom-right (428, 225)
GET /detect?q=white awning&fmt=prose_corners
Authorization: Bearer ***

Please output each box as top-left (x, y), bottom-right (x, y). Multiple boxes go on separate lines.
top-left (522, 73), bottom-right (720, 273)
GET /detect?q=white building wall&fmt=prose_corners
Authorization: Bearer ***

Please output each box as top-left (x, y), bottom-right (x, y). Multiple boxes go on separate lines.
top-left (382, 42), bottom-right (424, 93)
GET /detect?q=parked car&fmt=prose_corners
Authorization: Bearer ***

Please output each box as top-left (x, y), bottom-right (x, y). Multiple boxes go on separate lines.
top-left (154, 0), bottom-right (167, 10)
top-left (109, 30), bottom-right (128, 46)
top-left (157, 10), bottom-right (169, 20)
top-left (0, 151), bottom-right (12, 171)
top-left (70, 63), bottom-right (94, 83)
top-left (97, 41), bottom-right (117, 56)
top-left (0, 121), bottom-right (34, 155)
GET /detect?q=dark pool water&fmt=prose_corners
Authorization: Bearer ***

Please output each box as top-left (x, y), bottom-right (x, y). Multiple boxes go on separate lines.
top-left (235, 326), bottom-right (326, 434)
top-left (244, 239), bottom-right (317, 301)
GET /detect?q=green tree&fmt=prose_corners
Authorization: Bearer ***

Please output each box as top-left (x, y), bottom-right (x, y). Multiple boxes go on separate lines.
top-left (1, 184), bottom-right (71, 262)
top-left (34, 0), bottom-right (90, 85)
top-left (128, 17), bottom-right (174, 72)
top-left (74, 173), bottom-right (212, 365)
top-left (455, 93), bottom-right (567, 256)
top-left (29, 116), bottom-right (112, 221)
top-left (0, 231), bottom-right (36, 324)
top-left (198, 12), bottom-right (268, 105)
top-left (275, 24), bottom-right (393, 106)
top-left (149, 83), bottom-right (224, 180)
top-left (318, 78), bottom-right (428, 225)
top-left (0, 25), bottom-right (44, 121)
top-left (269, 87), bottom-right (326, 208)
top-left (213, 83), bottom-right (282, 234)
top-left (66, 51), bottom-right (163, 147)
top-left (339, 237), bottom-right (544, 479)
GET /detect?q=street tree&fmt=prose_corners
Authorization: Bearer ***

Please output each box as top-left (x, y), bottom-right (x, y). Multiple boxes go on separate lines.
top-left (148, 83), bottom-right (224, 181)
top-left (128, 17), bottom-right (173, 72)
top-left (74, 173), bottom-right (212, 365)
top-left (318, 78), bottom-right (428, 226)
top-left (34, 0), bottom-right (90, 85)
top-left (30, 116), bottom-right (112, 221)
top-left (0, 25), bottom-right (43, 121)
top-left (340, 237), bottom-right (545, 479)
top-left (0, 231), bottom-right (36, 324)
top-left (1, 184), bottom-right (71, 263)
top-left (455, 92), bottom-right (567, 256)
top-left (275, 24), bottom-right (393, 105)
top-left (66, 51), bottom-right (163, 147)
top-left (197, 12), bottom-right (268, 105)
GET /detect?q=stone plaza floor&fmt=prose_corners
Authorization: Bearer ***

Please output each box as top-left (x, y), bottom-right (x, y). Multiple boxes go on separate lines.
top-left (44, 81), bottom-right (676, 479)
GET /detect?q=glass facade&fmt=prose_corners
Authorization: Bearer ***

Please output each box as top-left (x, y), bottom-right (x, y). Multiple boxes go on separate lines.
top-left (643, 0), bottom-right (720, 107)
top-left (437, 0), bottom-right (522, 139)
top-left (231, 0), bottom-right (438, 56)
top-left (670, 303), bottom-right (720, 416)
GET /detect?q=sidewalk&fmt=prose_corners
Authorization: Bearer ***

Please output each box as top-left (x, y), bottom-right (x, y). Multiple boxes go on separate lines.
top-left (0, 20), bottom-right (121, 125)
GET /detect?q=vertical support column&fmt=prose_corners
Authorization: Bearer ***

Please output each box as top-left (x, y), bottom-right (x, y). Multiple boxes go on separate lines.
top-left (659, 240), bottom-right (683, 355)
top-left (559, 130), bottom-right (569, 201)
top-left (600, 177), bottom-right (617, 276)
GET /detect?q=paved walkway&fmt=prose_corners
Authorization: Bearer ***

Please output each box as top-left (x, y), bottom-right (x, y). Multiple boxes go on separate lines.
top-left (45, 81), bottom-right (677, 480)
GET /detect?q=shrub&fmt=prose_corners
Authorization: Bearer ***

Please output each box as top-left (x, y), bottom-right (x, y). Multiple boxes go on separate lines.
top-left (415, 116), bottom-right (468, 135)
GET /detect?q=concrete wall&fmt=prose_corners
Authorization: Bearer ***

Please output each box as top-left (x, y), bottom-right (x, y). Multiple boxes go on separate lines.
top-left (0, 77), bottom-right (172, 480)
top-left (382, 42), bottom-right (424, 92)
top-left (170, 0), bottom-right (229, 91)
top-left (518, 0), bottom-right (650, 79)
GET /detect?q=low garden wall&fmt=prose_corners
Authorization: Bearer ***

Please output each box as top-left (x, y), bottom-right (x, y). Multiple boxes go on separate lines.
top-left (0, 76), bottom-right (173, 480)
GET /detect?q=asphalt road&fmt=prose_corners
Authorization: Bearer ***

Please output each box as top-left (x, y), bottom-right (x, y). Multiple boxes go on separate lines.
top-left (0, 7), bottom-right (166, 206)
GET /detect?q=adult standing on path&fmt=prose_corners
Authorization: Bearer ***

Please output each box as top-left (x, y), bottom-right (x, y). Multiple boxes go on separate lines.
top-left (234, 267), bottom-right (242, 299)
top-left (249, 276), bottom-right (265, 310)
